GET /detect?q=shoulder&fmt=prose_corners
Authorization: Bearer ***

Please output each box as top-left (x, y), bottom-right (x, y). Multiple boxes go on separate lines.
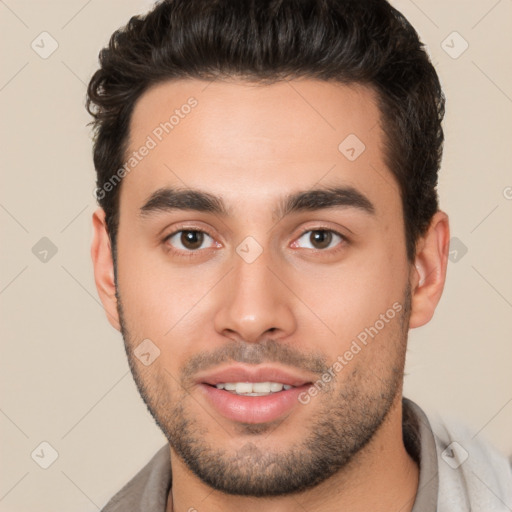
top-left (101, 444), bottom-right (172, 512)
top-left (422, 404), bottom-right (512, 511)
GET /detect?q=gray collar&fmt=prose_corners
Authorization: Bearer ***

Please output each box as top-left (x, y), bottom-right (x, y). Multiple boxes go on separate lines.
top-left (404, 397), bottom-right (439, 512)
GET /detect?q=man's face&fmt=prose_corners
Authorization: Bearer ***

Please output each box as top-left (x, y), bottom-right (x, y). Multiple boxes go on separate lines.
top-left (114, 79), bottom-right (413, 495)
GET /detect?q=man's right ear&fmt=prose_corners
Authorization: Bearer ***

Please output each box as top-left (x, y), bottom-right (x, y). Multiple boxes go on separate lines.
top-left (91, 208), bottom-right (121, 331)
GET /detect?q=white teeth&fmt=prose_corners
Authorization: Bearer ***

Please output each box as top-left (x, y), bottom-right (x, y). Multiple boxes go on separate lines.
top-left (214, 382), bottom-right (294, 395)
top-left (253, 382), bottom-right (272, 393)
top-left (269, 382), bottom-right (283, 392)
top-left (235, 382), bottom-right (253, 394)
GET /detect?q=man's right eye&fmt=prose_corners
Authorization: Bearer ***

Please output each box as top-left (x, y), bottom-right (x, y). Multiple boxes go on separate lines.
top-left (164, 229), bottom-right (216, 253)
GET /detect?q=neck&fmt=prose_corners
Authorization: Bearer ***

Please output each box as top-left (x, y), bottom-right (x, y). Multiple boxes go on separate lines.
top-left (167, 394), bottom-right (419, 512)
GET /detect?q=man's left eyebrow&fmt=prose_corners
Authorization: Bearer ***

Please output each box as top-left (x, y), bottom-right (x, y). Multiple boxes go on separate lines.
top-left (274, 186), bottom-right (376, 221)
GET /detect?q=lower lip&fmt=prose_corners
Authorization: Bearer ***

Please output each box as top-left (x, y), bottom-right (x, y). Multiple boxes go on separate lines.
top-left (199, 384), bottom-right (310, 424)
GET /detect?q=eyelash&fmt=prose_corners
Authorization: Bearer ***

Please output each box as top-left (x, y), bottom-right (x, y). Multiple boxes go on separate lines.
top-left (162, 226), bottom-right (349, 258)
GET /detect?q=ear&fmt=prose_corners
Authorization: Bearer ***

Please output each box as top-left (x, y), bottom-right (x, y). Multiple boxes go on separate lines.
top-left (91, 207), bottom-right (121, 331)
top-left (408, 210), bottom-right (450, 329)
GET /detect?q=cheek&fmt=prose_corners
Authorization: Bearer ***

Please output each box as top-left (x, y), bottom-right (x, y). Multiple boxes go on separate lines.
top-left (308, 251), bottom-right (405, 320)
top-left (115, 240), bottom-right (222, 342)
top-left (293, 249), bottom-right (408, 368)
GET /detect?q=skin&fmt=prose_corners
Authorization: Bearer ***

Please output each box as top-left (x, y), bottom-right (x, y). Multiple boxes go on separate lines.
top-left (91, 78), bottom-right (450, 512)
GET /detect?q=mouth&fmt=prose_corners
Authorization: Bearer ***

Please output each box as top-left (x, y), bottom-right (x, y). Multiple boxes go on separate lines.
top-left (196, 365), bottom-right (314, 424)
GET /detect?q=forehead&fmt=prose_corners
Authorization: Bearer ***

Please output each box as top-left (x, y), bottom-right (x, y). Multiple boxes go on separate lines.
top-left (122, 78), bottom-right (400, 218)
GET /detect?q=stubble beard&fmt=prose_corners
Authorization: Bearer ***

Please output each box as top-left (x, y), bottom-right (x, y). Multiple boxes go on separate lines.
top-left (116, 285), bottom-right (411, 497)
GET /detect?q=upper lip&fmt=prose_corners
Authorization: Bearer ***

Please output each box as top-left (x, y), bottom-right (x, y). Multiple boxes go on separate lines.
top-left (196, 364), bottom-right (314, 387)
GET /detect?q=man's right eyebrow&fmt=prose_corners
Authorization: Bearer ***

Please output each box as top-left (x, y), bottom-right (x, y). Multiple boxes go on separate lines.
top-left (139, 188), bottom-right (229, 217)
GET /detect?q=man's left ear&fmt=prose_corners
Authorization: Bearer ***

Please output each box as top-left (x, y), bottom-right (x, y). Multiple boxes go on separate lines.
top-left (409, 210), bottom-right (450, 329)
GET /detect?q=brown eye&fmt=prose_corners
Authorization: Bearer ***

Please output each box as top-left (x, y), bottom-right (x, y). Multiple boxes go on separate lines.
top-left (181, 231), bottom-right (204, 250)
top-left (166, 230), bottom-right (213, 252)
top-left (295, 229), bottom-right (344, 250)
top-left (309, 230), bottom-right (332, 249)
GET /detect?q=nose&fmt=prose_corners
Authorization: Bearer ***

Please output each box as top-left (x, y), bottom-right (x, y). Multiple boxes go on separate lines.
top-left (213, 248), bottom-right (297, 344)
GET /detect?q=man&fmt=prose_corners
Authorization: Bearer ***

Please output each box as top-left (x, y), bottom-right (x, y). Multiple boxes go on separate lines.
top-left (87, 0), bottom-right (512, 510)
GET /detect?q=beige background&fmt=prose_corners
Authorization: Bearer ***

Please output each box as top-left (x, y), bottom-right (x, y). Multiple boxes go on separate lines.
top-left (1, 0), bottom-right (511, 510)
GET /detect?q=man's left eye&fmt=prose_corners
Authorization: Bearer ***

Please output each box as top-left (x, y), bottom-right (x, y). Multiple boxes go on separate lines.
top-left (294, 230), bottom-right (345, 250)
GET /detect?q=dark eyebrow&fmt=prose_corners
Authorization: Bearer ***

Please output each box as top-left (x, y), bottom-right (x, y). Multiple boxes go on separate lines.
top-left (140, 188), bottom-right (229, 217)
top-left (275, 185), bottom-right (375, 221)
top-left (139, 185), bottom-right (375, 220)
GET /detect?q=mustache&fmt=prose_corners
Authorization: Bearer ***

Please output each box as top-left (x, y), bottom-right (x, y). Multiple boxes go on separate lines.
top-left (180, 338), bottom-right (329, 384)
